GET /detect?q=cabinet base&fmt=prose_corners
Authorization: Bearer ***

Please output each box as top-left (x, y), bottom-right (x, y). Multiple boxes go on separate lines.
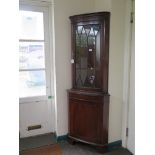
top-left (68, 137), bottom-right (76, 145)
top-left (68, 136), bottom-right (108, 153)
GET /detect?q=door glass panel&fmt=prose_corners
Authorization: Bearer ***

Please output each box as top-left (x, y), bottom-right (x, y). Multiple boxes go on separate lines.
top-left (19, 9), bottom-right (48, 99)
top-left (19, 41), bottom-right (45, 70)
top-left (19, 10), bottom-right (44, 40)
top-left (75, 25), bottom-right (100, 88)
top-left (19, 70), bottom-right (46, 98)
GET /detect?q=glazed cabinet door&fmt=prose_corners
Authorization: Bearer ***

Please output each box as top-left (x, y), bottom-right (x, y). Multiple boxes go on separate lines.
top-left (74, 24), bottom-right (102, 90)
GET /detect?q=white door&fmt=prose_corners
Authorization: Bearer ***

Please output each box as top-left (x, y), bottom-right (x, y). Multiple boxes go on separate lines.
top-left (19, 3), bottom-right (54, 138)
top-left (127, 2), bottom-right (135, 153)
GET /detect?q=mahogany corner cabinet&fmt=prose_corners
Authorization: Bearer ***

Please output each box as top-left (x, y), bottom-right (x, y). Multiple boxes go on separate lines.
top-left (68, 12), bottom-right (110, 152)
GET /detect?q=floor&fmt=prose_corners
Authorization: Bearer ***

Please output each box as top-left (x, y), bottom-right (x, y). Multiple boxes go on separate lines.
top-left (20, 144), bottom-right (61, 155)
top-left (19, 133), bottom-right (56, 151)
top-left (19, 134), bottom-right (133, 155)
top-left (61, 142), bottom-right (132, 155)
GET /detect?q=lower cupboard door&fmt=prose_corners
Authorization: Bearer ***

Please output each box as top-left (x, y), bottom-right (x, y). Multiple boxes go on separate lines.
top-left (69, 99), bottom-right (102, 144)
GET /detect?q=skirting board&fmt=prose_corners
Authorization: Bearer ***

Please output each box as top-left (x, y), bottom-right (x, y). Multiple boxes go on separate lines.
top-left (56, 134), bottom-right (122, 151)
top-left (107, 140), bottom-right (122, 151)
top-left (57, 134), bottom-right (68, 142)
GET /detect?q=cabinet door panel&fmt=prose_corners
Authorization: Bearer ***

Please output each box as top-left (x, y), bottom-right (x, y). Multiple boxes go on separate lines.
top-left (69, 99), bottom-right (101, 143)
top-left (75, 25), bottom-right (101, 89)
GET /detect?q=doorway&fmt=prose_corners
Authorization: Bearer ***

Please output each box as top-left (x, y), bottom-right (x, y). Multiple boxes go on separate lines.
top-left (19, 2), bottom-right (55, 138)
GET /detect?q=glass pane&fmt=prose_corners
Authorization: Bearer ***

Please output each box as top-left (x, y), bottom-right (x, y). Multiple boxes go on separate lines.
top-left (75, 24), bottom-right (101, 88)
top-left (76, 70), bottom-right (83, 87)
top-left (89, 27), bottom-right (94, 36)
top-left (19, 42), bottom-right (45, 70)
top-left (81, 27), bottom-right (87, 47)
top-left (76, 26), bottom-right (87, 70)
top-left (19, 70), bottom-right (46, 98)
top-left (77, 26), bottom-right (83, 35)
top-left (95, 31), bottom-right (101, 88)
top-left (76, 69), bottom-right (87, 88)
top-left (93, 25), bottom-right (100, 36)
top-left (19, 10), bottom-right (44, 40)
top-left (84, 25), bottom-right (91, 36)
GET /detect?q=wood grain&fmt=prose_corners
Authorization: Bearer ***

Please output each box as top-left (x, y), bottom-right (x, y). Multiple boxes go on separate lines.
top-left (68, 91), bottom-right (109, 147)
top-left (20, 144), bottom-right (62, 155)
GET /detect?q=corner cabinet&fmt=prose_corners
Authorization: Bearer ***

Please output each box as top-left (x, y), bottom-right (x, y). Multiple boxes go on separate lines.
top-left (68, 12), bottom-right (110, 151)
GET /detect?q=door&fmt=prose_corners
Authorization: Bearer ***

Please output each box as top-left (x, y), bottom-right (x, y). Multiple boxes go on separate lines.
top-left (127, 1), bottom-right (135, 153)
top-left (69, 98), bottom-right (101, 143)
top-left (19, 3), bottom-right (54, 137)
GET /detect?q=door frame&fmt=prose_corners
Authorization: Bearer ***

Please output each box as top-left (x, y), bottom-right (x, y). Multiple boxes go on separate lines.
top-left (122, 0), bottom-right (134, 149)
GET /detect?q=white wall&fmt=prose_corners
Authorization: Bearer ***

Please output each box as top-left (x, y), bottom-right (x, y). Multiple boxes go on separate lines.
top-left (94, 0), bottom-right (111, 12)
top-left (53, 0), bottom-right (94, 136)
top-left (107, 0), bottom-right (126, 143)
top-left (54, 0), bottom-right (128, 143)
